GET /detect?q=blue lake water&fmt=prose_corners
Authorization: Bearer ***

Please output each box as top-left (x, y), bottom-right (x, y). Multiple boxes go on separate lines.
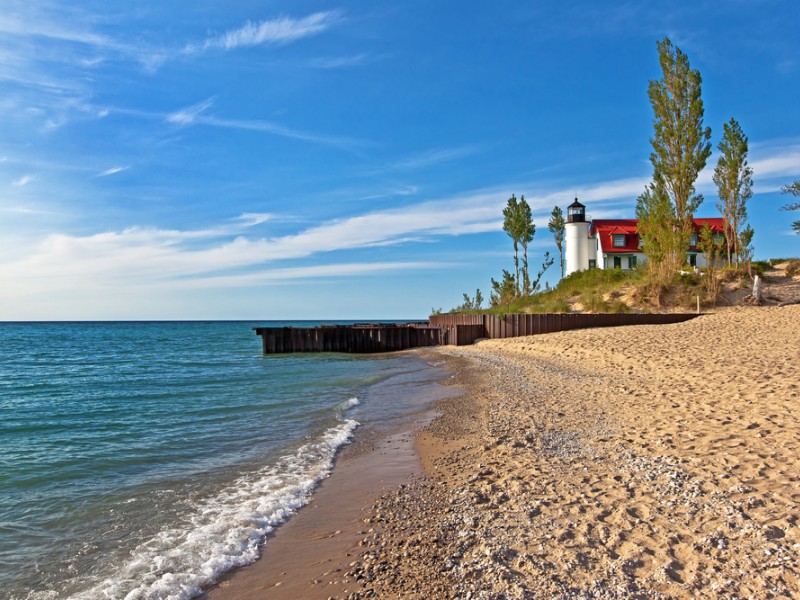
top-left (0, 321), bottom-right (443, 599)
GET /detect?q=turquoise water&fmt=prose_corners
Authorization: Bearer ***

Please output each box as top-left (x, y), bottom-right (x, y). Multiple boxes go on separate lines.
top-left (0, 321), bottom-right (441, 599)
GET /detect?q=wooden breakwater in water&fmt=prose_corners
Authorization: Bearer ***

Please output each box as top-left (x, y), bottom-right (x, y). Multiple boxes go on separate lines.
top-left (254, 323), bottom-right (441, 355)
top-left (254, 313), bottom-right (700, 355)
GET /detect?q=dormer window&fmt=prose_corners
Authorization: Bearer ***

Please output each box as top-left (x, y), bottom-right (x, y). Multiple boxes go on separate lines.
top-left (612, 234), bottom-right (626, 248)
top-left (689, 232), bottom-right (698, 246)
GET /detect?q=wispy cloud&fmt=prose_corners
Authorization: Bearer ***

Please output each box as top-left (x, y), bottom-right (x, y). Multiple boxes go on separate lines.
top-left (382, 145), bottom-right (484, 171)
top-left (167, 98), bottom-right (215, 126)
top-left (234, 213), bottom-right (272, 227)
top-left (98, 165), bottom-right (129, 177)
top-left (201, 114), bottom-right (366, 148)
top-left (306, 54), bottom-right (370, 69)
top-left (0, 9), bottom-right (114, 49)
top-left (156, 98), bottom-right (365, 148)
top-left (3, 139), bottom-right (798, 315)
top-left (690, 141), bottom-right (800, 190)
top-left (358, 185), bottom-right (419, 201)
top-left (186, 11), bottom-right (341, 53)
top-left (176, 261), bottom-right (441, 289)
top-left (0, 192), bottom-right (497, 289)
top-left (0, 175), bottom-right (649, 289)
top-left (12, 174), bottom-right (35, 186)
top-left (750, 146), bottom-right (800, 179)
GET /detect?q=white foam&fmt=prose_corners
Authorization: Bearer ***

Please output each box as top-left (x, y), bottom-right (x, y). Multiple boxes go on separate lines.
top-left (67, 419), bottom-right (358, 600)
top-left (341, 396), bottom-right (360, 410)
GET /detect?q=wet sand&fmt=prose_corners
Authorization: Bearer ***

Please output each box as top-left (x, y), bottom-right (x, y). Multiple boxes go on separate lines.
top-left (206, 354), bottom-right (453, 600)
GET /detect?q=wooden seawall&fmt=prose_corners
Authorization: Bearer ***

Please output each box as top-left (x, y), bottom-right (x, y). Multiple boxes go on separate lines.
top-left (254, 313), bottom-right (700, 355)
top-left (254, 323), bottom-right (441, 355)
top-left (429, 312), bottom-right (701, 346)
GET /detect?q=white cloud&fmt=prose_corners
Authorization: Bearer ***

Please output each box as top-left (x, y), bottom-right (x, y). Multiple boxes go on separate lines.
top-left (234, 213), bottom-right (272, 225)
top-left (98, 165), bottom-right (129, 177)
top-left (3, 139), bottom-right (798, 317)
top-left (691, 142), bottom-right (800, 192)
top-left (12, 174), bottom-right (35, 186)
top-left (151, 99), bottom-right (364, 148)
top-left (0, 176), bottom-right (645, 290)
top-left (307, 54), bottom-right (369, 69)
top-left (380, 145), bottom-right (484, 172)
top-left (167, 98), bottom-right (214, 125)
top-left (188, 11), bottom-right (341, 53)
top-left (750, 147), bottom-right (800, 179)
top-left (174, 261), bottom-right (442, 289)
top-left (0, 192), bottom-right (500, 291)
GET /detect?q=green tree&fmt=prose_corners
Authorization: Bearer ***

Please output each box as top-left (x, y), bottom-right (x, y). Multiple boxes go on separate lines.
top-left (455, 289), bottom-right (483, 312)
top-left (490, 270), bottom-right (517, 310)
top-left (739, 225), bottom-right (755, 268)
top-left (782, 181), bottom-right (800, 234)
top-left (548, 205), bottom-right (566, 279)
top-left (502, 194), bottom-right (535, 295)
top-left (713, 118), bottom-right (753, 264)
top-left (698, 222), bottom-right (725, 303)
top-left (530, 251), bottom-right (555, 295)
top-left (635, 184), bottom-right (681, 283)
top-left (645, 37), bottom-right (712, 273)
top-left (502, 195), bottom-right (523, 292)
top-left (518, 196), bottom-right (535, 295)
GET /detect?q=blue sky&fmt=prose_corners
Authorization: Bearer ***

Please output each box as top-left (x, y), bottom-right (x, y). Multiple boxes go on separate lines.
top-left (1, 1), bottom-right (798, 320)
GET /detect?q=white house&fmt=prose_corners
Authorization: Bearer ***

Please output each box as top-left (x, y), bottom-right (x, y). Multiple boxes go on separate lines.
top-left (564, 198), bottom-right (726, 276)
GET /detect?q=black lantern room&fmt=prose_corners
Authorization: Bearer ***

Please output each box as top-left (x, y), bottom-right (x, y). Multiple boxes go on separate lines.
top-left (567, 198), bottom-right (586, 223)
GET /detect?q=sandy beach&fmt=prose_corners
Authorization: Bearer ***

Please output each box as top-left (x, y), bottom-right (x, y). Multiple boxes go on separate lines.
top-left (209, 303), bottom-right (799, 598)
top-left (348, 304), bottom-right (800, 598)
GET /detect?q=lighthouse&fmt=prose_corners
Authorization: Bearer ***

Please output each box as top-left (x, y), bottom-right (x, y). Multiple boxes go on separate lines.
top-left (564, 198), bottom-right (590, 276)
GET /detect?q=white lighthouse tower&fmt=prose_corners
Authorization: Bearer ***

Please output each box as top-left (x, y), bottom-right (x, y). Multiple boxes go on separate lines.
top-left (564, 198), bottom-right (590, 276)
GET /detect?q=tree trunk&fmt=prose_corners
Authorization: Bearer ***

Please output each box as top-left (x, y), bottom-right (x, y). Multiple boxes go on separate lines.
top-left (743, 275), bottom-right (764, 305)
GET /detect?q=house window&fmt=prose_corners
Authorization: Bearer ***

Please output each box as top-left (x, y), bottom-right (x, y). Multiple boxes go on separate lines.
top-left (713, 233), bottom-right (725, 244)
top-left (629, 255), bottom-right (637, 268)
top-left (689, 253), bottom-right (697, 267)
top-left (613, 256), bottom-right (622, 269)
top-left (637, 236), bottom-right (643, 248)
top-left (689, 232), bottom-right (698, 247)
top-left (612, 234), bottom-right (626, 248)
top-left (588, 259), bottom-right (596, 269)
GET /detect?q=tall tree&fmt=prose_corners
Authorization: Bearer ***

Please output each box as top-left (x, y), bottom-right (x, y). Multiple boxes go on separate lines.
top-left (548, 205), bottom-right (566, 279)
top-left (782, 181), bottom-right (800, 234)
top-left (502, 195), bottom-right (522, 292)
top-left (502, 195), bottom-right (535, 295)
top-left (713, 118), bottom-right (753, 264)
top-left (518, 196), bottom-right (535, 295)
top-left (636, 184), bottom-right (681, 283)
top-left (646, 37), bottom-right (712, 272)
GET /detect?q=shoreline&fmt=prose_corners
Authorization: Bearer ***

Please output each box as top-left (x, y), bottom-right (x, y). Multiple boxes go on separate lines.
top-left (205, 351), bottom-right (459, 600)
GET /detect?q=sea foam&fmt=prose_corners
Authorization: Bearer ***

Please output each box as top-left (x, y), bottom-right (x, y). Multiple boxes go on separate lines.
top-left (341, 396), bottom-right (360, 410)
top-left (68, 419), bottom-right (358, 600)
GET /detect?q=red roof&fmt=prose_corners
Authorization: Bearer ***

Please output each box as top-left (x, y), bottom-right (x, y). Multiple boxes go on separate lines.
top-left (590, 218), bottom-right (725, 254)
